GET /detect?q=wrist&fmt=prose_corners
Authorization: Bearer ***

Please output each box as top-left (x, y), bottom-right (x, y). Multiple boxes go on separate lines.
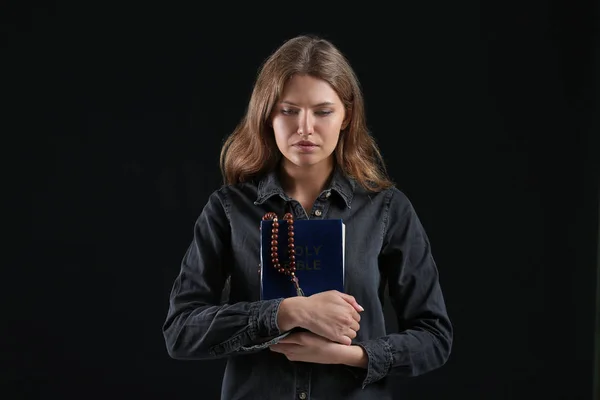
top-left (276, 297), bottom-right (308, 332)
top-left (339, 345), bottom-right (368, 368)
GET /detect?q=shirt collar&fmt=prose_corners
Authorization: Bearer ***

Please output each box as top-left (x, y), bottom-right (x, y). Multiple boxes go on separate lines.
top-left (254, 164), bottom-right (355, 209)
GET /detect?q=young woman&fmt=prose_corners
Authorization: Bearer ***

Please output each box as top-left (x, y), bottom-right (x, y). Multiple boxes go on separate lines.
top-left (163, 35), bottom-right (452, 400)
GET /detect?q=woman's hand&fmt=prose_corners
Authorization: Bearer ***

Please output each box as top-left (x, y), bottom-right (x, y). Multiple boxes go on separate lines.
top-left (302, 290), bottom-right (363, 345)
top-left (269, 331), bottom-right (367, 367)
top-left (277, 290), bottom-right (364, 346)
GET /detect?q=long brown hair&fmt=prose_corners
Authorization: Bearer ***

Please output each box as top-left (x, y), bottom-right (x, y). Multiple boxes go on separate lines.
top-left (219, 35), bottom-right (394, 192)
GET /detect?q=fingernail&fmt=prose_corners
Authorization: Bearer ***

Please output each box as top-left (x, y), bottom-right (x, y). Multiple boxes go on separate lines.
top-left (358, 305), bottom-right (364, 312)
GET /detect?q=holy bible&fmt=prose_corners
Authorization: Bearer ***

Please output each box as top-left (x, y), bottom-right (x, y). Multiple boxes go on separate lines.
top-left (238, 218), bottom-right (346, 352)
top-left (259, 218), bottom-right (345, 300)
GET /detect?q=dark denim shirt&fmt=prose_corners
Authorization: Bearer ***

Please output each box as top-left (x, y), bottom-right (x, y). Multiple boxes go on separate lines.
top-left (162, 167), bottom-right (453, 400)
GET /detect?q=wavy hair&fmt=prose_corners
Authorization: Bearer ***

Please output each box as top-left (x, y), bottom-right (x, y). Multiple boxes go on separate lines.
top-left (219, 35), bottom-right (393, 192)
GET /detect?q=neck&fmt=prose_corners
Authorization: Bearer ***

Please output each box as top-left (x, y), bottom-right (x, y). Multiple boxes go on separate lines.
top-left (279, 157), bottom-right (335, 200)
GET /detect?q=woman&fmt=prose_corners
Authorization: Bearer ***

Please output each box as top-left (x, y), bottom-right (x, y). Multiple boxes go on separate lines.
top-left (163, 35), bottom-right (452, 400)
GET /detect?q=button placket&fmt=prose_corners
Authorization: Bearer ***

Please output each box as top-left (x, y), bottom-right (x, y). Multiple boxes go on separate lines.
top-left (294, 362), bottom-right (311, 400)
top-left (311, 192), bottom-right (334, 219)
top-left (289, 200), bottom-right (308, 220)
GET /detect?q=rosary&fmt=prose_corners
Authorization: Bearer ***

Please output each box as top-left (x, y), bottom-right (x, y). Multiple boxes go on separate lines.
top-left (262, 211), bottom-right (305, 296)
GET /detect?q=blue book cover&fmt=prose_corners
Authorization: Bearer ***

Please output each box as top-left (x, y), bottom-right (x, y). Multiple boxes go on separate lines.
top-left (260, 219), bottom-right (345, 300)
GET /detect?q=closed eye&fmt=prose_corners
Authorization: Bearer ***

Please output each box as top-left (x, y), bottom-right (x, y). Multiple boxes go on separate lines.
top-left (281, 109), bottom-right (333, 116)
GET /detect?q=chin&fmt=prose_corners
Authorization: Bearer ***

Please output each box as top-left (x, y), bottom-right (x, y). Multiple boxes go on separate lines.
top-left (291, 160), bottom-right (320, 168)
top-left (286, 155), bottom-right (331, 168)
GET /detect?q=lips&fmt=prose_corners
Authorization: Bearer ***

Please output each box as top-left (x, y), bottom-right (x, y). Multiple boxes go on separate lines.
top-left (294, 140), bottom-right (317, 147)
top-left (292, 140), bottom-right (319, 153)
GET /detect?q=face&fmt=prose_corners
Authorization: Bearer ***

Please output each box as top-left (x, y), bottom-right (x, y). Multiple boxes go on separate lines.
top-left (270, 74), bottom-right (347, 169)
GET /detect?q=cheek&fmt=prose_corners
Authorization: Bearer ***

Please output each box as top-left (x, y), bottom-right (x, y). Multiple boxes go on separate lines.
top-left (272, 120), bottom-right (293, 139)
top-left (273, 131), bottom-right (288, 148)
top-left (321, 114), bottom-right (344, 130)
top-left (319, 120), bottom-right (343, 141)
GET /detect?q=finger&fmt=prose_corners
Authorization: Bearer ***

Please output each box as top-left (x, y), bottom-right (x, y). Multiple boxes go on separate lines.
top-left (349, 319), bottom-right (360, 332)
top-left (337, 335), bottom-right (352, 346)
top-left (338, 292), bottom-right (364, 312)
top-left (349, 307), bottom-right (361, 323)
top-left (345, 329), bottom-right (357, 340)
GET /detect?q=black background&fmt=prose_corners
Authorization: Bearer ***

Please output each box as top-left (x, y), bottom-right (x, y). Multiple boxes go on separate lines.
top-left (4, 2), bottom-right (599, 399)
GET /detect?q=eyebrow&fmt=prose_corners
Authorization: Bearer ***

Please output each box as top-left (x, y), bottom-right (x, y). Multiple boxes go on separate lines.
top-left (280, 101), bottom-right (336, 107)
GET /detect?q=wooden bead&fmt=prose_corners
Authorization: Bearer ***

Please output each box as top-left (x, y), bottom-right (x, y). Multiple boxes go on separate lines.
top-left (263, 211), bottom-right (299, 287)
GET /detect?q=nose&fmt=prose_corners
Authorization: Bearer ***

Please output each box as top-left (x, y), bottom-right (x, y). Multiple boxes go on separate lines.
top-left (296, 110), bottom-right (314, 135)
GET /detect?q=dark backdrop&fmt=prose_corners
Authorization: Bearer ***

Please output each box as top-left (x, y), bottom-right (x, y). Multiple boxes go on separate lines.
top-left (4, 2), bottom-right (599, 400)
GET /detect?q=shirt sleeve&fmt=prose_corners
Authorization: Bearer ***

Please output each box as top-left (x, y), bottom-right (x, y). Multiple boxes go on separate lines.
top-left (162, 189), bottom-right (284, 360)
top-left (354, 188), bottom-right (453, 388)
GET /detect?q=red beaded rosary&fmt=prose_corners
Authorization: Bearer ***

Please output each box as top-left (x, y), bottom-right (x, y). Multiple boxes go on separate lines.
top-left (261, 211), bottom-right (305, 296)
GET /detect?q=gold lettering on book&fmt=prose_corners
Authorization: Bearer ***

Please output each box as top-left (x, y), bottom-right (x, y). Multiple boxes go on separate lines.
top-left (285, 245), bottom-right (323, 271)
top-left (294, 259), bottom-right (322, 270)
top-left (295, 245), bottom-right (322, 256)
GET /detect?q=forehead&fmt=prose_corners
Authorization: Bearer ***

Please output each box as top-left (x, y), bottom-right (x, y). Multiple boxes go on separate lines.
top-left (280, 74), bottom-right (341, 104)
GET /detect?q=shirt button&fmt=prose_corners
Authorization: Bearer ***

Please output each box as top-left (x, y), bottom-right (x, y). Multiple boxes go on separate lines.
top-left (314, 209), bottom-right (322, 217)
top-left (298, 392), bottom-right (307, 400)
top-left (325, 191), bottom-right (331, 198)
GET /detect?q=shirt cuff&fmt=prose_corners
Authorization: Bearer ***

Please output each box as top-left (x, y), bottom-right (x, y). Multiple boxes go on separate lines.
top-left (355, 338), bottom-right (394, 388)
top-left (248, 298), bottom-right (284, 340)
